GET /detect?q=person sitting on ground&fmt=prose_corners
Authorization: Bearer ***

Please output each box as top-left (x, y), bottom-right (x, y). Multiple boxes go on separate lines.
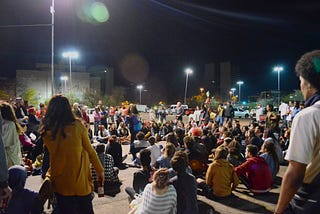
top-left (6, 165), bottom-right (43, 213)
top-left (27, 107), bottom-right (41, 137)
top-left (183, 136), bottom-right (208, 176)
top-left (198, 146), bottom-right (239, 198)
top-left (19, 123), bottom-right (35, 155)
top-left (227, 138), bottom-right (246, 167)
top-left (260, 141), bottom-right (280, 181)
top-left (235, 144), bottom-right (273, 194)
top-left (166, 132), bottom-right (179, 148)
top-left (132, 131), bottom-right (150, 161)
top-left (97, 124), bottom-right (110, 144)
top-left (117, 122), bottom-right (131, 144)
top-left (105, 135), bottom-right (127, 169)
top-left (135, 168), bottom-right (177, 214)
top-left (154, 142), bottom-right (176, 169)
top-left (92, 144), bottom-right (121, 196)
top-left (171, 151), bottom-right (199, 214)
top-left (147, 136), bottom-right (162, 167)
top-left (125, 149), bottom-right (155, 201)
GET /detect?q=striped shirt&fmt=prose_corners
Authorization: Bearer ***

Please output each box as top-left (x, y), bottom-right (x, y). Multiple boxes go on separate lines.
top-left (137, 183), bottom-right (177, 214)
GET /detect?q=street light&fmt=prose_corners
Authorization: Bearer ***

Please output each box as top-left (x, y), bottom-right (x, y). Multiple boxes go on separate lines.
top-left (184, 68), bottom-right (193, 105)
top-left (137, 85), bottom-right (143, 104)
top-left (60, 76), bottom-right (68, 93)
top-left (273, 66), bottom-right (283, 106)
top-left (62, 51), bottom-right (79, 93)
top-left (236, 81), bottom-right (244, 104)
top-left (231, 88), bottom-right (236, 96)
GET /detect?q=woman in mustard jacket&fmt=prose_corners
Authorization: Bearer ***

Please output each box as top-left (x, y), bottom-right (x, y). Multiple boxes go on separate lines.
top-left (41, 95), bottom-right (104, 214)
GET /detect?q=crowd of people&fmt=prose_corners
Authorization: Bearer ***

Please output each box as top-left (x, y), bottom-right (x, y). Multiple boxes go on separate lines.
top-left (0, 50), bottom-right (320, 214)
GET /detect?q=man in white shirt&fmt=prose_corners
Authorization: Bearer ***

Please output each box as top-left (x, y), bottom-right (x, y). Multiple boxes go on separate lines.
top-left (278, 101), bottom-right (289, 128)
top-left (276, 50), bottom-right (320, 213)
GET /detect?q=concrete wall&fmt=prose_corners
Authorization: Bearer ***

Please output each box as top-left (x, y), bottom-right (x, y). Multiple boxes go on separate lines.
top-left (220, 61), bottom-right (232, 101)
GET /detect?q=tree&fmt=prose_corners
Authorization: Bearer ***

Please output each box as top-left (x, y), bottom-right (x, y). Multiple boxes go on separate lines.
top-left (82, 89), bottom-right (102, 107)
top-left (22, 88), bottom-right (40, 107)
top-left (0, 90), bottom-right (10, 101)
top-left (106, 86), bottom-right (126, 106)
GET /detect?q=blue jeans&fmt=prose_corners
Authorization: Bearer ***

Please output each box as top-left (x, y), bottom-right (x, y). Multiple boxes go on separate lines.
top-left (55, 193), bottom-right (94, 214)
top-left (216, 115), bottom-right (224, 126)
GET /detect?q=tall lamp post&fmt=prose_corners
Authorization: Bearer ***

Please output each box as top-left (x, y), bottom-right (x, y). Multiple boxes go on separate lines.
top-left (137, 85), bottom-right (143, 104)
top-left (51, 0), bottom-right (55, 97)
top-left (273, 66), bottom-right (283, 106)
top-left (62, 51), bottom-right (79, 92)
top-left (236, 81), bottom-right (244, 104)
top-left (184, 68), bottom-right (193, 105)
top-left (60, 76), bottom-right (68, 94)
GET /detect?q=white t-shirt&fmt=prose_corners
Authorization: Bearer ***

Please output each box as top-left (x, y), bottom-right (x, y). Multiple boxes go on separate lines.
top-left (279, 103), bottom-right (289, 117)
top-left (147, 144), bottom-right (162, 166)
top-left (285, 101), bottom-right (320, 183)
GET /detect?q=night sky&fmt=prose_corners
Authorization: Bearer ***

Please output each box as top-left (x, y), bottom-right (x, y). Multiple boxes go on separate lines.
top-left (1, 0), bottom-right (320, 103)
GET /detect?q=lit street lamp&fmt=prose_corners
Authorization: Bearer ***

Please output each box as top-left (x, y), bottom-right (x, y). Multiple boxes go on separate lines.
top-left (60, 76), bottom-right (68, 93)
top-left (273, 66), bottom-right (283, 106)
top-left (184, 68), bottom-right (193, 105)
top-left (231, 88), bottom-right (236, 97)
top-left (62, 51), bottom-right (79, 92)
top-left (236, 81), bottom-right (244, 104)
top-left (137, 85), bottom-right (143, 104)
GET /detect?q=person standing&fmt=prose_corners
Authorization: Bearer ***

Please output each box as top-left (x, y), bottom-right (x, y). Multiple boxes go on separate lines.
top-left (175, 102), bottom-right (184, 121)
top-left (40, 95), bottom-right (104, 214)
top-left (276, 50), bottom-right (320, 213)
top-left (0, 102), bottom-right (23, 167)
top-left (216, 103), bottom-right (225, 126)
top-left (278, 100), bottom-right (289, 128)
top-left (0, 113), bottom-right (11, 206)
top-left (224, 102), bottom-right (234, 124)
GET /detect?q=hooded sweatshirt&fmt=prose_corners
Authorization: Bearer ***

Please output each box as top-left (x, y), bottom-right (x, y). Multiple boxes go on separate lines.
top-left (6, 165), bottom-right (40, 214)
top-left (206, 159), bottom-right (239, 197)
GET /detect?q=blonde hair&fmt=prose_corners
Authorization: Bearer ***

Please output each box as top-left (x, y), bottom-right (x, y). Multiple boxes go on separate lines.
top-left (164, 142), bottom-right (176, 159)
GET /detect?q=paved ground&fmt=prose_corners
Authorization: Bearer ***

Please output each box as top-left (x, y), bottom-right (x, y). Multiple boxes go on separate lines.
top-left (26, 142), bottom-right (285, 214)
top-left (25, 117), bottom-right (284, 214)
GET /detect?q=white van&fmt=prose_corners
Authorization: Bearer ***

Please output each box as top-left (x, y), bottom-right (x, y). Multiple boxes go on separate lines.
top-left (135, 104), bottom-right (149, 112)
top-left (168, 104), bottom-right (188, 114)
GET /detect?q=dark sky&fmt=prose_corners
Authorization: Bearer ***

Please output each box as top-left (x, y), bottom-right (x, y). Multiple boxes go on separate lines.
top-left (1, 0), bottom-right (320, 103)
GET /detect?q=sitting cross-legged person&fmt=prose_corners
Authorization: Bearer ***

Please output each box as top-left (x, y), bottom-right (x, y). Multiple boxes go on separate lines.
top-left (170, 151), bottom-right (199, 214)
top-left (183, 136), bottom-right (208, 176)
top-left (92, 144), bottom-right (122, 197)
top-left (105, 135), bottom-right (128, 169)
top-left (125, 149), bottom-right (155, 202)
top-left (235, 144), bottom-right (273, 194)
top-left (197, 146), bottom-right (239, 198)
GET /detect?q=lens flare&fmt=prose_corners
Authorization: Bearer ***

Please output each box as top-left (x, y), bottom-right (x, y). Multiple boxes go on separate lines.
top-left (91, 2), bottom-right (109, 23)
top-left (119, 54), bottom-right (149, 84)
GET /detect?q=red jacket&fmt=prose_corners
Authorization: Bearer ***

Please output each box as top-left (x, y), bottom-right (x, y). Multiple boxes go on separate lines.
top-left (235, 156), bottom-right (273, 193)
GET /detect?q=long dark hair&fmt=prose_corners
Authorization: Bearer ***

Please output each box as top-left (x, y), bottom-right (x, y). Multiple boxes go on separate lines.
top-left (263, 141), bottom-right (280, 174)
top-left (0, 101), bottom-right (22, 134)
top-left (40, 94), bottom-right (76, 140)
